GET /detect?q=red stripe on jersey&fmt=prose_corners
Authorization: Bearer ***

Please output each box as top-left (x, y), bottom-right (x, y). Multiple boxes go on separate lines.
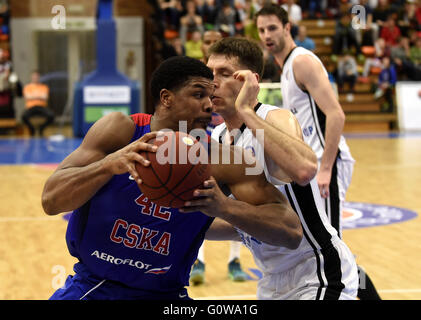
top-left (130, 113), bottom-right (152, 127)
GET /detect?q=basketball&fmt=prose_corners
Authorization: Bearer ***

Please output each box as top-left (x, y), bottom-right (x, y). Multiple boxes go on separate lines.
top-left (135, 131), bottom-right (211, 208)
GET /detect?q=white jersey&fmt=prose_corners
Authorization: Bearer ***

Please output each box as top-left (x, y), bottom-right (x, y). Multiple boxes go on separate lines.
top-left (212, 103), bottom-right (342, 275)
top-left (280, 46), bottom-right (354, 162)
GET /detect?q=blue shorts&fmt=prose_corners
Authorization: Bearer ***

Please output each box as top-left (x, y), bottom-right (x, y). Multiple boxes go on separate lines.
top-left (49, 263), bottom-right (191, 300)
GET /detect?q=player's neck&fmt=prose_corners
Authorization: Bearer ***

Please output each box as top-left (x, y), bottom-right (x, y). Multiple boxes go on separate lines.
top-left (150, 113), bottom-right (178, 132)
top-left (276, 40), bottom-right (297, 69)
top-left (225, 117), bottom-right (244, 134)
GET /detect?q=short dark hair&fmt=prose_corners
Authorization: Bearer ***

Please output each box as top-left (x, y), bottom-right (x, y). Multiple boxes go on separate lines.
top-left (208, 37), bottom-right (264, 78)
top-left (150, 56), bottom-right (213, 106)
top-left (255, 4), bottom-right (289, 26)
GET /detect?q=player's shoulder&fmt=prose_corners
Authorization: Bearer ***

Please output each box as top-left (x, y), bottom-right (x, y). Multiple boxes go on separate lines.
top-left (293, 53), bottom-right (320, 71)
top-left (82, 112), bottom-right (135, 150)
top-left (266, 107), bottom-right (294, 124)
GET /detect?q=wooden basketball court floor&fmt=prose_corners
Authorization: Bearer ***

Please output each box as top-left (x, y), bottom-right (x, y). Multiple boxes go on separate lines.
top-left (0, 128), bottom-right (420, 300)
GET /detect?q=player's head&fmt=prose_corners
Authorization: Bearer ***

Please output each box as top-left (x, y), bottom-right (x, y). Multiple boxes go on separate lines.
top-left (255, 4), bottom-right (292, 55)
top-left (207, 37), bottom-right (263, 115)
top-left (150, 56), bottom-right (214, 131)
top-left (201, 30), bottom-right (223, 63)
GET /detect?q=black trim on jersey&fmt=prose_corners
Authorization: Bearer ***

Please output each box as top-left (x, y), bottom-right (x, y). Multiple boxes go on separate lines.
top-left (218, 103), bottom-right (262, 144)
top-left (306, 93), bottom-right (325, 150)
top-left (328, 157), bottom-right (341, 237)
top-left (286, 182), bottom-right (345, 300)
top-left (283, 46), bottom-right (298, 67)
top-left (284, 185), bottom-right (325, 299)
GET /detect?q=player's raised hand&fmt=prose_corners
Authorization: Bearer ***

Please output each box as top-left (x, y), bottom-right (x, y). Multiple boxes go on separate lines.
top-left (233, 70), bottom-right (260, 115)
top-left (179, 176), bottom-right (228, 217)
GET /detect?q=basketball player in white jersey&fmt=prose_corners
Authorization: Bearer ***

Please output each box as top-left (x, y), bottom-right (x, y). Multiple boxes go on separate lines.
top-left (201, 37), bottom-right (359, 300)
top-left (190, 29), bottom-right (250, 285)
top-left (255, 4), bottom-right (381, 300)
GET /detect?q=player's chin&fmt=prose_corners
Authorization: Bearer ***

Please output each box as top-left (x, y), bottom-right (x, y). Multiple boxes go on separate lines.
top-left (193, 119), bottom-right (211, 130)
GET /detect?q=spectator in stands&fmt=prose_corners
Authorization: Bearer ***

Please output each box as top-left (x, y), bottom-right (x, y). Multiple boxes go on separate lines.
top-left (242, 0), bottom-right (259, 41)
top-left (391, 36), bottom-right (411, 62)
top-left (358, 0), bottom-right (375, 47)
top-left (374, 56), bottom-right (397, 112)
top-left (0, 48), bottom-right (12, 118)
top-left (281, 0), bottom-right (302, 39)
top-left (372, 0), bottom-right (392, 35)
top-left (158, 0), bottom-right (184, 31)
top-left (294, 25), bottom-right (315, 51)
top-left (362, 37), bottom-right (388, 78)
top-left (409, 35), bottom-right (421, 65)
top-left (170, 36), bottom-right (186, 55)
top-left (397, 0), bottom-right (419, 37)
top-left (336, 52), bottom-right (358, 94)
top-left (299, 0), bottom-right (322, 18)
top-left (332, 12), bottom-right (361, 56)
top-left (380, 14), bottom-right (402, 46)
top-left (200, 29), bottom-right (222, 63)
top-left (185, 29), bottom-right (204, 60)
top-left (180, 0), bottom-right (204, 43)
top-left (214, 1), bottom-right (238, 36)
top-left (21, 71), bottom-right (54, 137)
top-left (392, 36), bottom-right (421, 81)
top-left (196, 0), bottom-right (219, 30)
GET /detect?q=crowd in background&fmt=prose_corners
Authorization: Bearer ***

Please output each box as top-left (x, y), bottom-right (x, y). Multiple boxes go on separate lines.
top-left (151, 0), bottom-right (421, 112)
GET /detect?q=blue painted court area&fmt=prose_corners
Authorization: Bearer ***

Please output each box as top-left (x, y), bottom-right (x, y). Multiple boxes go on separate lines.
top-left (0, 137), bottom-right (82, 164)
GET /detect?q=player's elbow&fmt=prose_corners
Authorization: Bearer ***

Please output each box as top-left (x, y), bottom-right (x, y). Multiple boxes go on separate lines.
top-left (268, 222), bottom-right (303, 249)
top-left (42, 191), bottom-right (59, 216)
top-left (295, 160), bottom-right (318, 186)
top-left (286, 225), bottom-right (303, 250)
top-left (284, 224), bottom-right (303, 250)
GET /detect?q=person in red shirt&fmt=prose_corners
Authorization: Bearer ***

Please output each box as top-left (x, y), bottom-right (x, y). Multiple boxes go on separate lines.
top-left (380, 15), bottom-right (402, 46)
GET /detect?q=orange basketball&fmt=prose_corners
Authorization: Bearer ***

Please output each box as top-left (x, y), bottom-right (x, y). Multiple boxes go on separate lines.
top-left (135, 131), bottom-right (211, 208)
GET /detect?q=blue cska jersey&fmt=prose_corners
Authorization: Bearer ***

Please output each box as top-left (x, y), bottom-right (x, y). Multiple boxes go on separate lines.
top-left (65, 113), bottom-right (213, 292)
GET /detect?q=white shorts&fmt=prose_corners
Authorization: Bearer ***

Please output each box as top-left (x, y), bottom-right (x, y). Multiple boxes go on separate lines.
top-left (256, 239), bottom-right (359, 300)
top-left (320, 158), bottom-right (355, 237)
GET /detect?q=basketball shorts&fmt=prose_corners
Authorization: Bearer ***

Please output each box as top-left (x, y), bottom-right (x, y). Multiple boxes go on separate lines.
top-left (256, 239), bottom-right (359, 300)
top-left (321, 158), bottom-right (355, 237)
top-left (49, 262), bottom-right (191, 300)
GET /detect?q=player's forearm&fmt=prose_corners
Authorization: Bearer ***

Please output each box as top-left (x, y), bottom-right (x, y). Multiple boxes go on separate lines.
top-left (219, 197), bottom-right (302, 248)
top-left (205, 218), bottom-right (240, 241)
top-left (240, 109), bottom-right (317, 185)
top-left (42, 158), bottom-right (114, 215)
top-left (320, 113), bottom-right (345, 171)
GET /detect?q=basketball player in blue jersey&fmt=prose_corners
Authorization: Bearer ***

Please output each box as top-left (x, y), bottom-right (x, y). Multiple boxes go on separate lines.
top-left (41, 56), bottom-right (302, 300)
top-left (255, 4), bottom-right (381, 300)
top-left (196, 37), bottom-right (358, 300)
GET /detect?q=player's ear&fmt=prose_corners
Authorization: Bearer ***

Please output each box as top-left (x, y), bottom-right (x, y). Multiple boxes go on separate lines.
top-left (284, 22), bottom-right (291, 36)
top-left (254, 72), bottom-right (260, 83)
top-left (160, 89), bottom-right (173, 108)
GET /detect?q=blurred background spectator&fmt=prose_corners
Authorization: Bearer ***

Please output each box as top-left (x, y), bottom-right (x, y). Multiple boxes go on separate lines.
top-left (180, 0), bottom-right (204, 43)
top-left (0, 47), bottom-right (11, 118)
top-left (294, 25), bottom-right (315, 51)
top-left (185, 29), bottom-right (204, 59)
top-left (336, 51), bottom-right (358, 94)
top-left (21, 70), bottom-right (54, 137)
top-left (374, 56), bottom-right (397, 112)
top-left (281, 0), bottom-right (302, 38)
